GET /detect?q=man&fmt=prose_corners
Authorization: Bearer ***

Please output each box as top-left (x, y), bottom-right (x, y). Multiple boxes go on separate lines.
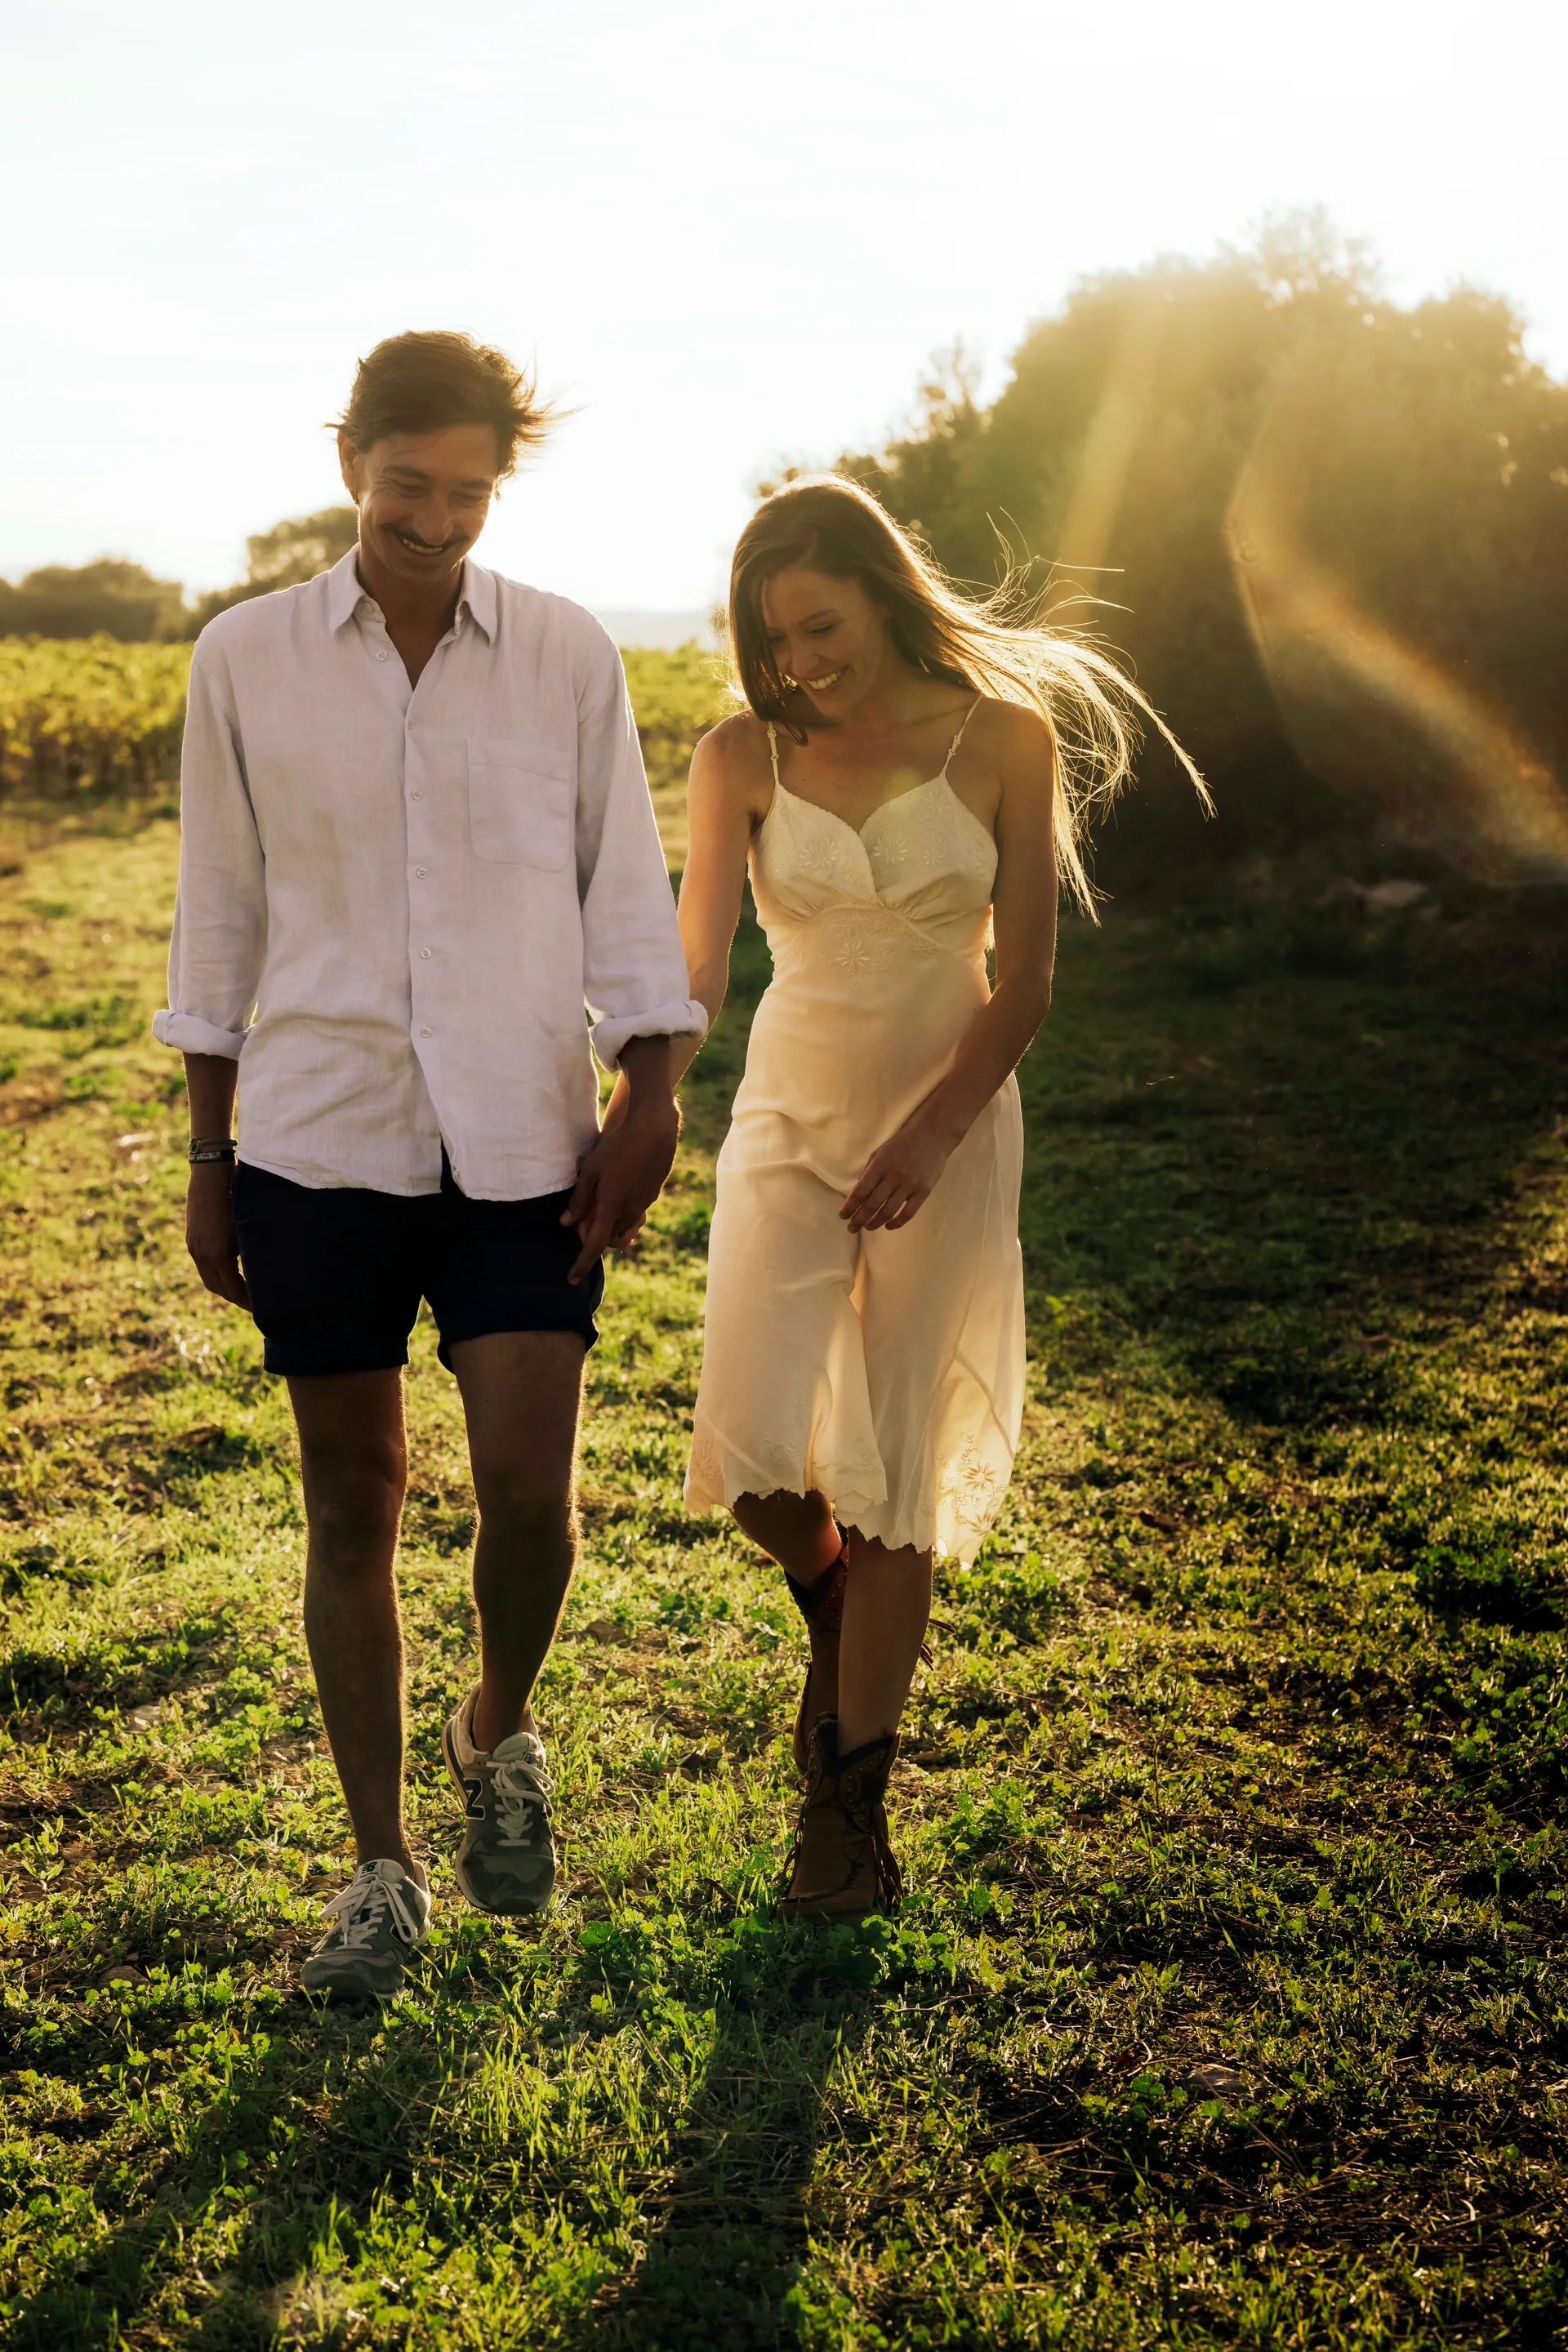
top-left (155, 331), bottom-right (704, 1997)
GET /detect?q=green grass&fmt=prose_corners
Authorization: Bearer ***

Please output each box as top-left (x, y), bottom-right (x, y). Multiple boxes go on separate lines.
top-left (2, 813), bottom-right (1566, 2348)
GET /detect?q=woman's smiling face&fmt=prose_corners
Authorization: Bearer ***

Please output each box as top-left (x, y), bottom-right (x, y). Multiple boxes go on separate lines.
top-left (759, 564), bottom-right (894, 718)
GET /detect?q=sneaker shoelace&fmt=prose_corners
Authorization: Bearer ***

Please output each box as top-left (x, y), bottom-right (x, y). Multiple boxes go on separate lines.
top-left (318, 1866), bottom-right (423, 1950)
top-left (491, 1754), bottom-right (554, 1846)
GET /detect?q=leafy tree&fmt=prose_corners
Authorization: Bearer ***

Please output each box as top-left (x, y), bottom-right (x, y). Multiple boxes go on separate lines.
top-left (0, 558), bottom-right (186, 644)
top-left (836, 219), bottom-right (1568, 883)
top-left (185, 506), bottom-right (359, 634)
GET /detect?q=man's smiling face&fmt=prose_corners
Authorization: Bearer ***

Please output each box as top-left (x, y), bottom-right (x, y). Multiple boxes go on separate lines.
top-left (337, 422), bottom-right (500, 594)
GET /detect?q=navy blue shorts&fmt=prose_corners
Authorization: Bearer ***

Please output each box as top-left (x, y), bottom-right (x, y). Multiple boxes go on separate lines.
top-left (233, 1155), bottom-right (604, 1378)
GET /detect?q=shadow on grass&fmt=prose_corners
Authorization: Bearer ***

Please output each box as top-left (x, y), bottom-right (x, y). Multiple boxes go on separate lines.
top-left (562, 2020), bottom-right (840, 2350)
top-left (1011, 894), bottom-right (1568, 1432)
top-left (4, 1912), bottom-right (875, 2352)
top-left (561, 1922), bottom-right (875, 2352)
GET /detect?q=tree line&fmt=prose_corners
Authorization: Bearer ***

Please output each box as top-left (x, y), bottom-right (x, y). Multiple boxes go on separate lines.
top-left (0, 510), bottom-right (360, 644)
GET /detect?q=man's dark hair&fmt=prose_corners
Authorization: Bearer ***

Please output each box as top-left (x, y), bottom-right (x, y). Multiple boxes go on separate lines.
top-left (335, 331), bottom-right (550, 481)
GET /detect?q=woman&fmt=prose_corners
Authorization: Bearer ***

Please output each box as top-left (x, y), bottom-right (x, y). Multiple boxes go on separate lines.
top-left (668, 477), bottom-right (1204, 1917)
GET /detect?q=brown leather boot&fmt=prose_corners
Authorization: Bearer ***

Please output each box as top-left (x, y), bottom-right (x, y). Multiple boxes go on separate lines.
top-left (780, 1717), bottom-right (902, 1918)
top-left (784, 1535), bottom-right (848, 1777)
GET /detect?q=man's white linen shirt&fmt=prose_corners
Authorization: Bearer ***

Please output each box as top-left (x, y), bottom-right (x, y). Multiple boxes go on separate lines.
top-left (154, 552), bottom-right (706, 1199)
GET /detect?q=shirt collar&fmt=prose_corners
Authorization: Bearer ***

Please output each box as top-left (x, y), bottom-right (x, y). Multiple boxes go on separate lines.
top-left (326, 547), bottom-right (368, 632)
top-left (457, 558), bottom-right (496, 641)
top-left (324, 546), bottom-right (496, 642)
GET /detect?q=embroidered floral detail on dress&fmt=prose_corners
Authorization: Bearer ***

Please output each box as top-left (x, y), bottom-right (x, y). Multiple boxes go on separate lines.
top-left (831, 917), bottom-right (900, 976)
top-left (871, 795), bottom-right (954, 878)
top-left (940, 1437), bottom-right (1005, 1539)
top-left (805, 904), bottom-right (942, 977)
top-left (794, 831), bottom-right (857, 884)
top-left (783, 802), bottom-right (866, 889)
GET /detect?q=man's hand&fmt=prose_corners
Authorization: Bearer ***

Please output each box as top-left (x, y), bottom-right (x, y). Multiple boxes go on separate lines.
top-left (186, 1161), bottom-right (250, 1307)
top-left (562, 1095), bottom-right (680, 1282)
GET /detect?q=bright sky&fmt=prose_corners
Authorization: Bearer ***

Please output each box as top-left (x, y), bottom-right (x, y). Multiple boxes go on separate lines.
top-left (2, 0), bottom-right (1562, 615)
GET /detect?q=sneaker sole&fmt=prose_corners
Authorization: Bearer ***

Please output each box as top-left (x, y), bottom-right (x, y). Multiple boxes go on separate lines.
top-left (443, 1717), bottom-right (555, 1918)
top-left (301, 1947), bottom-right (423, 1999)
top-left (452, 1851), bottom-right (554, 1916)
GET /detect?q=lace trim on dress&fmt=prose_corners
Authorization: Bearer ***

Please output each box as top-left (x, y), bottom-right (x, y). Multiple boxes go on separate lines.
top-left (686, 1388), bottom-right (1015, 1568)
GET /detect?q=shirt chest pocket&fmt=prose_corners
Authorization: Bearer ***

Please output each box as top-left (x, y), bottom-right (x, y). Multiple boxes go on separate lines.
top-left (466, 736), bottom-right (576, 869)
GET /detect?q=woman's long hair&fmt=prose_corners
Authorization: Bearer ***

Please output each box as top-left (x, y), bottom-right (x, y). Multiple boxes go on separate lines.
top-left (728, 474), bottom-right (1209, 915)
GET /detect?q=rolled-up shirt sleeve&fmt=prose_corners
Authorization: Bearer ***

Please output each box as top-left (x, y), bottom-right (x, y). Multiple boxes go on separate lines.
top-left (151, 637), bottom-right (266, 1060)
top-left (574, 637), bottom-right (707, 1072)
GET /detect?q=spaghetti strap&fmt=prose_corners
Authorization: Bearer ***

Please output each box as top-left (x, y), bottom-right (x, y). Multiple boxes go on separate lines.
top-left (765, 721), bottom-right (782, 789)
top-left (942, 698), bottom-right (983, 773)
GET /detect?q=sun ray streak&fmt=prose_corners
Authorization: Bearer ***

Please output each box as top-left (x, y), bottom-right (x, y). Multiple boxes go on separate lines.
top-left (1227, 390), bottom-right (1568, 875)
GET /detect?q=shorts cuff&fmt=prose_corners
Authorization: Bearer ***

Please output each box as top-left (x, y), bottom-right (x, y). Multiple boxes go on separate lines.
top-left (261, 1337), bottom-right (411, 1378)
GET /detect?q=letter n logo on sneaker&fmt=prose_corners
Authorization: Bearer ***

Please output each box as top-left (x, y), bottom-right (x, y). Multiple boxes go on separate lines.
top-left (462, 1775), bottom-right (486, 1820)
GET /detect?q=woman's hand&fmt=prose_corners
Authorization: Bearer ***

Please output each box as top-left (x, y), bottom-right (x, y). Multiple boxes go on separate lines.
top-left (841, 1112), bottom-right (955, 1233)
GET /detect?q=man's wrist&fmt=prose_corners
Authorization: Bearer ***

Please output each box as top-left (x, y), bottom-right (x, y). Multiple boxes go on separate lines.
top-left (616, 1046), bottom-right (679, 1118)
top-left (620, 1089), bottom-right (680, 1130)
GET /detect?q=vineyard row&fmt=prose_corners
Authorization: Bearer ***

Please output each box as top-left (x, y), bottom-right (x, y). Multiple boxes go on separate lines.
top-left (0, 635), bottom-right (731, 801)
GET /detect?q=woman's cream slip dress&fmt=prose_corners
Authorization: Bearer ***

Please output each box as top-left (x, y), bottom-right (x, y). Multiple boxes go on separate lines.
top-left (684, 704), bottom-right (1026, 1565)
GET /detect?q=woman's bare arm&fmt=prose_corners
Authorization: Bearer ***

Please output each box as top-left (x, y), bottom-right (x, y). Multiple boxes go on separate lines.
top-left (599, 718), bottom-right (765, 1143)
top-left (841, 702), bottom-right (1058, 1232)
top-left (670, 719), bottom-right (768, 1084)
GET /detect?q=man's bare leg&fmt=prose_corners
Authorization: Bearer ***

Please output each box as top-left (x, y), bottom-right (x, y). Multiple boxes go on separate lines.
top-left (288, 1368), bottom-right (424, 1882)
top-left (449, 1330), bottom-right (587, 1750)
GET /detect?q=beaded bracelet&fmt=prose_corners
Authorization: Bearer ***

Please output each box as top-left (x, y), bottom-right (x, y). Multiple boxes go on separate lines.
top-left (188, 1137), bottom-right (237, 1165)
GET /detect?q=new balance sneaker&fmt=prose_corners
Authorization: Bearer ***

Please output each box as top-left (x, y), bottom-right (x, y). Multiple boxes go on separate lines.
top-left (442, 1690), bottom-right (557, 1915)
top-left (301, 1858), bottom-right (431, 1998)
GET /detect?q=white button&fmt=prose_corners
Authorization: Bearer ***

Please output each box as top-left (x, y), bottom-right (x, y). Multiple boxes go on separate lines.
top-left (420, 948), bottom-right (431, 960)
top-left (375, 650), bottom-right (389, 662)
top-left (415, 866), bottom-right (427, 879)
top-left (411, 789), bottom-right (423, 800)
top-left (420, 1026), bottom-right (432, 1038)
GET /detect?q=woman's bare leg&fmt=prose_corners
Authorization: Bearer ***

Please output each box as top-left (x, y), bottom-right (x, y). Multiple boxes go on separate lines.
top-left (835, 1534), bottom-right (932, 1751)
top-left (732, 1488), bottom-right (841, 1580)
top-left (733, 1495), bottom-right (930, 1752)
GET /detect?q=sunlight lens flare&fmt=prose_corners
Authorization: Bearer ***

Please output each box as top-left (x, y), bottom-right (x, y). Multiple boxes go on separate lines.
top-left (1227, 396), bottom-right (1568, 876)
top-left (1052, 294), bottom-right (1173, 578)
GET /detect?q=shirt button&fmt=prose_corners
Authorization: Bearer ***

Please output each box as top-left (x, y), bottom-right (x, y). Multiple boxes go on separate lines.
top-left (420, 1026), bottom-right (432, 1038)
top-left (415, 866), bottom-right (427, 879)
top-left (420, 948), bottom-right (432, 960)
top-left (411, 789), bottom-right (423, 800)
top-left (375, 651), bottom-right (389, 662)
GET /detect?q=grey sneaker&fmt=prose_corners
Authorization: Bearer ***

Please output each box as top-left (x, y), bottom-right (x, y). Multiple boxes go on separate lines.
top-left (443, 1690), bottom-right (557, 1914)
top-left (301, 1859), bottom-right (431, 1998)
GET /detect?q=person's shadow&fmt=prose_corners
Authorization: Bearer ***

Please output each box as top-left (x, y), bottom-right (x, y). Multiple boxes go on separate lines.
top-left (4, 1973), bottom-right (477, 2348)
top-left (6, 1908), bottom-right (886, 2351)
top-left (557, 1915), bottom-right (882, 2352)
